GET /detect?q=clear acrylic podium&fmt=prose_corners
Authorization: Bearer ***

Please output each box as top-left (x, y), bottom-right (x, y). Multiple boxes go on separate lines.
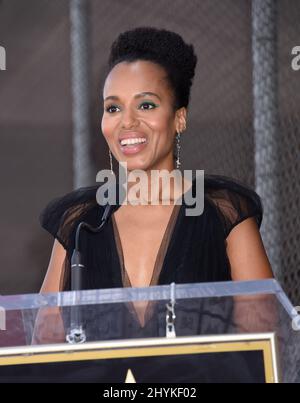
top-left (0, 279), bottom-right (299, 383)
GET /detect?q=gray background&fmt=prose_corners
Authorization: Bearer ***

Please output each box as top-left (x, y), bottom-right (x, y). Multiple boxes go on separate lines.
top-left (0, 0), bottom-right (299, 302)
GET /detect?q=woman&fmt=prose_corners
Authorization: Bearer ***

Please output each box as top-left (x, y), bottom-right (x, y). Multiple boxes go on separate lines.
top-left (40, 26), bottom-right (273, 293)
top-left (35, 27), bottom-right (274, 381)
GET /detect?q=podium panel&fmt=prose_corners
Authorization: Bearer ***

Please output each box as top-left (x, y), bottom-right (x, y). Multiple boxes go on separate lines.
top-left (0, 333), bottom-right (278, 383)
top-left (0, 280), bottom-right (299, 383)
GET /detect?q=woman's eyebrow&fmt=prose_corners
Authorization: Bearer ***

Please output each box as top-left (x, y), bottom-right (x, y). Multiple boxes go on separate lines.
top-left (104, 92), bottom-right (161, 102)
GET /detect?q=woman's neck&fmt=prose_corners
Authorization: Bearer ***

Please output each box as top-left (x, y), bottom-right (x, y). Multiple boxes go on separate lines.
top-left (124, 168), bottom-right (192, 205)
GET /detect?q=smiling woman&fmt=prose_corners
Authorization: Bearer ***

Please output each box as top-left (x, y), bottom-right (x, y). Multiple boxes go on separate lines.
top-left (39, 27), bottom-right (273, 327)
top-left (102, 62), bottom-right (187, 171)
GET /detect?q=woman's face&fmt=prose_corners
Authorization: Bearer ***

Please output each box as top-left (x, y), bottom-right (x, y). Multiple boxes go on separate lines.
top-left (102, 60), bottom-right (186, 172)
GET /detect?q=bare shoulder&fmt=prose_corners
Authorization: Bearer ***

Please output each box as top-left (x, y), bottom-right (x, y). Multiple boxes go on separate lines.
top-left (226, 216), bottom-right (274, 281)
top-left (40, 239), bottom-right (66, 294)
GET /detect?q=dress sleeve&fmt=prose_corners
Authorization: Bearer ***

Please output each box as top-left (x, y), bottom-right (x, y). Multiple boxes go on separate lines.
top-left (39, 185), bottom-right (99, 251)
top-left (205, 174), bottom-right (263, 239)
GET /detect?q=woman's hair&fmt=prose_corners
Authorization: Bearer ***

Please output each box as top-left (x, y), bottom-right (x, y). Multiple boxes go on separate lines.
top-left (106, 26), bottom-right (198, 111)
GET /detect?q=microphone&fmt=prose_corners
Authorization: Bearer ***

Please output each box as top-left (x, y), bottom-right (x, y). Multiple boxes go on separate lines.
top-left (71, 181), bottom-right (123, 287)
top-left (70, 202), bottom-right (119, 291)
top-left (66, 182), bottom-right (122, 344)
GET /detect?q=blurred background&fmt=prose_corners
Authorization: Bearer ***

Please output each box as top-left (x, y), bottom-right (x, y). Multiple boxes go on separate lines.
top-left (0, 0), bottom-right (299, 303)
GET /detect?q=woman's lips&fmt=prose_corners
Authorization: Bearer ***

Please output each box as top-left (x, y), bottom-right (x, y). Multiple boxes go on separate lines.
top-left (119, 140), bottom-right (148, 155)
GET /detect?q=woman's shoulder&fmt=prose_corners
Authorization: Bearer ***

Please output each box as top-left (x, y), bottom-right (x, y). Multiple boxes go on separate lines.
top-left (39, 184), bottom-right (102, 250)
top-left (203, 173), bottom-right (263, 238)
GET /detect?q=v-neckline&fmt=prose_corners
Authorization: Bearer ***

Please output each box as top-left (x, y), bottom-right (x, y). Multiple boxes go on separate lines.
top-left (108, 177), bottom-right (194, 328)
top-left (110, 202), bottom-right (183, 328)
top-left (111, 202), bottom-right (182, 288)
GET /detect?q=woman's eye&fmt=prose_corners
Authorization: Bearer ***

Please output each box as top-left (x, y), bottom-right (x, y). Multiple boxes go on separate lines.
top-left (105, 105), bottom-right (120, 113)
top-left (139, 102), bottom-right (157, 110)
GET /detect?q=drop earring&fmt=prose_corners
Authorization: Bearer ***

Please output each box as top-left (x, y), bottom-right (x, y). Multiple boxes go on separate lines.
top-left (109, 149), bottom-right (114, 174)
top-left (175, 131), bottom-right (181, 169)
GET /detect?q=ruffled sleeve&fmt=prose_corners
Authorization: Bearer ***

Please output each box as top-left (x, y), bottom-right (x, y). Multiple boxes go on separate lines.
top-left (204, 174), bottom-right (263, 239)
top-left (39, 185), bottom-right (99, 251)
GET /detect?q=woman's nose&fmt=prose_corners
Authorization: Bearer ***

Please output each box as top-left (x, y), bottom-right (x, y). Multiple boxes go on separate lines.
top-left (121, 107), bottom-right (139, 129)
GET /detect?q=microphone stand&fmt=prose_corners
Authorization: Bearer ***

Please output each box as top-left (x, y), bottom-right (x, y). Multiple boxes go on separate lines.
top-left (66, 203), bottom-right (114, 344)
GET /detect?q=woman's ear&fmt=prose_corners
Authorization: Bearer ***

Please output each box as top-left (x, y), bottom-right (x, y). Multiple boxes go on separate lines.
top-left (175, 107), bottom-right (187, 132)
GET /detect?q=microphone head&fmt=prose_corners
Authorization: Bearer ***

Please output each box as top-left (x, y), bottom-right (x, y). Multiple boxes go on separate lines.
top-left (96, 177), bottom-right (126, 223)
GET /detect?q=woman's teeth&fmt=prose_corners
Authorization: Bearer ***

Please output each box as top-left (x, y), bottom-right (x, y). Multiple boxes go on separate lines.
top-left (120, 138), bottom-right (147, 146)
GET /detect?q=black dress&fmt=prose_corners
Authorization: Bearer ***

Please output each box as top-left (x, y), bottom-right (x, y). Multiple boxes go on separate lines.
top-left (39, 173), bottom-right (263, 292)
top-left (36, 173), bottom-right (264, 383)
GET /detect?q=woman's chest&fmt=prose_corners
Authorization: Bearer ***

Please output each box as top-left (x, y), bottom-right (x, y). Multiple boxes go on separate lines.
top-left (80, 203), bottom-right (231, 296)
top-left (111, 205), bottom-right (178, 288)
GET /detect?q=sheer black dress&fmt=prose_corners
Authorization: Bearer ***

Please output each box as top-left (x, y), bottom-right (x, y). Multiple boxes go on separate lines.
top-left (39, 173), bottom-right (263, 292)
top-left (36, 173), bottom-right (264, 382)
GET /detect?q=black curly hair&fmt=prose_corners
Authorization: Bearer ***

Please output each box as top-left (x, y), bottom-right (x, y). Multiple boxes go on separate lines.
top-left (106, 26), bottom-right (198, 111)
